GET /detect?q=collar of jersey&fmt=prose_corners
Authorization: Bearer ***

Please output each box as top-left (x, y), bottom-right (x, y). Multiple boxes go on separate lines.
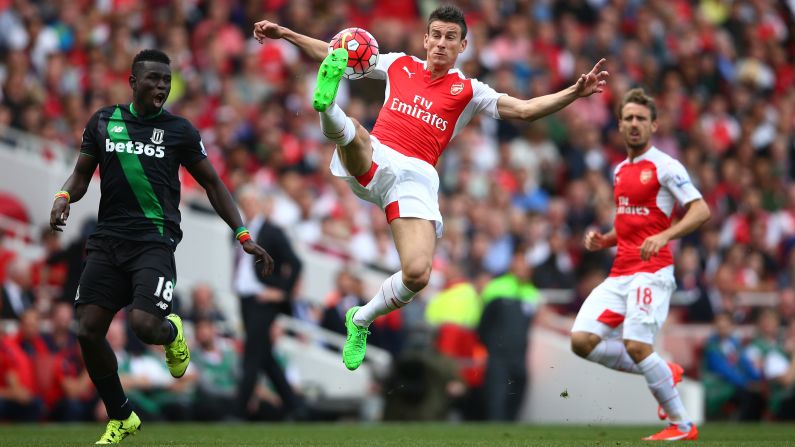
top-left (128, 103), bottom-right (164, 120)
top-left (628, 146), bottom-right (657, 163)
top-left (421, 58), bottom-right (464, 83)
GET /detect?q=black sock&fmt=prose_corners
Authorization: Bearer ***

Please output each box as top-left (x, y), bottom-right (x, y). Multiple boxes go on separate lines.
top-left (166, 319), bottom-right (177, 344)
top-left (92, 372), bottom-right (132, 420)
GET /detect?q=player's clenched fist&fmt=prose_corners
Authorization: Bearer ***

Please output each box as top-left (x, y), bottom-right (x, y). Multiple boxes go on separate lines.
top-left (584, 230), bottom-right (605, 251)
top-left (253, 20), bottom-right (284, 43)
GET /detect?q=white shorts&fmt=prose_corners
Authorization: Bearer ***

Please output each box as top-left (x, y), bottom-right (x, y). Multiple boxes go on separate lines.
top-left (330, 135), bottom-right (443, 238)
top-left (571, 266), bottom-right (676, 344)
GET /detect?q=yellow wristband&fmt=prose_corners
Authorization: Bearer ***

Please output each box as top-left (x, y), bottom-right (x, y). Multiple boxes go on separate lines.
top-left (54, 191), bottom-right (70, 203)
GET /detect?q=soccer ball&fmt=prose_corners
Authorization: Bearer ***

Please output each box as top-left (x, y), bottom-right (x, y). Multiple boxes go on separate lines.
top-left (329, 27), bottom-right (379, 80)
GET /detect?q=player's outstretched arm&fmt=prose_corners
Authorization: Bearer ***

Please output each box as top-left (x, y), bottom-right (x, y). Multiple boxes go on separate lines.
top-left (640, 199), bottom-right (711, 261)
top-left (49, 154), bottom-right (98, 232)
top-left (497, 58), bottom-right (609, 121)
top-left (253, 19), bottom-right (328, 62)
top-left (186, 159), bottom-right (275, 276)
top-left (584, 227), bottom-right (617, 252)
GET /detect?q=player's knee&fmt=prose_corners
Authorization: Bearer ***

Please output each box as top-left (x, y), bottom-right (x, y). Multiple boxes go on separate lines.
top-left (128, 312), bottom-right (160, 344)
top-left (570, 332), bottom-right (600, 358)
top-left (76, 317), bottom-right (106, 344)
top-left (624, 340), bottom-right (653, 363)
top-left (401, 260), bottom-right (431, 292)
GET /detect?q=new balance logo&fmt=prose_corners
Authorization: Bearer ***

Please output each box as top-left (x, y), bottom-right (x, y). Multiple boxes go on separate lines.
top-left (402, 66), bottom-right (414, 78)
top-left (156, 301), bottom-right (168, 310)
top-left (112, 126), bottom-right (124, 133)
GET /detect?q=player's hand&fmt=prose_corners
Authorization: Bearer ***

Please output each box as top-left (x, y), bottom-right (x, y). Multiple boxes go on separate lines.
top-left (50, 197), bottom-right (70, 232)
top-left (574, 58), bottom-right (609, 97)
top-left (253, 20), bottom-right (284, 43)
top-left (640, 233), bottom-right (670, 261)
top-left (242, 239), bottom-right (275, 276)
top-left (584, 230), bottom-right (606, 251)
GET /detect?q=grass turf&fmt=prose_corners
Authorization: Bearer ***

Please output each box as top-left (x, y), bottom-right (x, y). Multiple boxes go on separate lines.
top-left (0, 422), bottom-right (792, 446)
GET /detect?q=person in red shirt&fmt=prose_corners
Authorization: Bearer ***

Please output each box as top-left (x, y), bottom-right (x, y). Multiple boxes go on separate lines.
top-left (253, 5), bottom-right (608, 371)
top-left (0, 324), bottom-right (44, 421)
top-left (570, 89), bottom-right (711, 441)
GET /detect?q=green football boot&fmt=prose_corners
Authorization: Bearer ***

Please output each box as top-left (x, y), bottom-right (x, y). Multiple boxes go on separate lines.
top-left (313, 48), bottom-right (349, 112)
top-left (95, 411), bottom-right (141, 444)
top-left (164, 313), bottom-right (190, 378)
top-left (342, 306), bottom-right (370, 371)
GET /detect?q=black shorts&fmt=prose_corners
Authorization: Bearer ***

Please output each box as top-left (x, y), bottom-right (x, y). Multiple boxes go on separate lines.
top-left (75, 236), bottom-right (177, 318)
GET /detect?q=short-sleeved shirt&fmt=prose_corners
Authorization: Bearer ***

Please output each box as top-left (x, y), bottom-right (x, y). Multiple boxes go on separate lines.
top-left (611, 147), bottom-right (702, 276)
top-left (80, 104), bottom-right (207, 246)
top-left (367, 53), bottom-right (505, 166)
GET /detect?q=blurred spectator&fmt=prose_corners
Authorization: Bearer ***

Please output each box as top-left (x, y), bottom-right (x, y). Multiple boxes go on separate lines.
top-left (674, 245), bottom-right (714, 322)
top-left (31, 228), bottom-right (67, 303)
top-left (43, 219), bottom-right (96, 304)
top-left (191, 318), bottom-right (239, 421)
top-left (382, 347), bottom-right (464, 422)
top-left (1, 258), bottom-right (35, 320)
top-left (44, 302), bottom-right (95, 422)
top-left (745, 308), bottom-right (795, 419)
top-left (320, 270), bottom-right (366, 336)
top-left (185, 282), bottom-right (230, 336)
top-left (425, 263), bottom-right (486, 420)
top-left (233, 184), bottom-right (301, 420)
top-left (0, 323), bottom-right (43, 421)
top-left (701, 312), bottom-right (763, 420)
top-left (477, 251), bottom-right (539, 421)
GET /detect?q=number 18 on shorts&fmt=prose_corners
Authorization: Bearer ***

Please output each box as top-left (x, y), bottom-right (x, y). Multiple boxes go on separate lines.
top-left (571, 266), bottom-right (676, 344)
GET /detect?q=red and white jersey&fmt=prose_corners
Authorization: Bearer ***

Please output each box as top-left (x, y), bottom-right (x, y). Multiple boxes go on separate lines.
top-left (368, 52), bottom-right (505, 166)
top-left (611, 147), bottom-right (702, 277)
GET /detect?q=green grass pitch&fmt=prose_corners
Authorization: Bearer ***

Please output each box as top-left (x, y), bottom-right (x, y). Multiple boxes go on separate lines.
top-left (0, 422), bottom-right (793, 446)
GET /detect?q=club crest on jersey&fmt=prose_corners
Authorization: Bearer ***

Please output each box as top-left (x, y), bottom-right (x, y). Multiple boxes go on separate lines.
top-left (151, 128), bottom-right (164, 145)
top-left (450, 82), bottom-right (464, 96)
top-left (640, 169), bottom-right (652, 184)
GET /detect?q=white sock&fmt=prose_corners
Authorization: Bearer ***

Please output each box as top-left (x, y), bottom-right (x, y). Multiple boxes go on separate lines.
top-left (353, 271), bottom-right (416, 327)
top-left (586, 340), bottom-right (641, 374)
top-left (319, 103), bottom-right (355, 146)
top-left (638, 352), bottom-right (691, 430)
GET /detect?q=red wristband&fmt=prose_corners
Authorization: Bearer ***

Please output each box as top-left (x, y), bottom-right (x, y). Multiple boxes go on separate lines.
top-left (238, 233), bottom-right (252, 244)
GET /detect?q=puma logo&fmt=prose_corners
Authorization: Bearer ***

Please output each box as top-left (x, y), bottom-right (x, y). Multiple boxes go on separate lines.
top-left (402, 66), bottom-right (414, 78)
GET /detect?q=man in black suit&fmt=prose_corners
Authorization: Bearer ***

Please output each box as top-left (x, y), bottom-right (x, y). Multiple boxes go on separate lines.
top-left (1, 259), bottom-right (35, 320)
top-left (233, 185), bottom-right (302, 419)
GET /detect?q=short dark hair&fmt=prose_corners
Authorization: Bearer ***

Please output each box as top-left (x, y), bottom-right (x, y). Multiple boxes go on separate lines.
top-left (427, 4), bottom-right (467, 39)
top-left (619, 87), bottom-right (657, 121)
top-left (131, 49), bottom-right (171, 76)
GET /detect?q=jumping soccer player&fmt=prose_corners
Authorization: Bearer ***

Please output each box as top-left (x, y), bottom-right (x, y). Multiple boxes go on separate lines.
top-left (49, 49), bottom-right (273, 444)
top-left (570, 88), bottom-right (710, 441)
top-left (253, 5), bottom-right (608, 371)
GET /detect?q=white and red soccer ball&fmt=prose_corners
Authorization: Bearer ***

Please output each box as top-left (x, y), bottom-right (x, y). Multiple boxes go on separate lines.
top-left (329, 27), bottom-right (379, 80)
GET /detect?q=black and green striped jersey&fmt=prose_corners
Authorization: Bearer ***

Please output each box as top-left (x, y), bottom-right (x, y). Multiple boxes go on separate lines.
top-left (80, 103), bottom-right (207, 246)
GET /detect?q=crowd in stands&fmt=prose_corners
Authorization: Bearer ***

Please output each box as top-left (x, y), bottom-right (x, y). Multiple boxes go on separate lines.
top-left (1, 0), bottom-right (794, 422)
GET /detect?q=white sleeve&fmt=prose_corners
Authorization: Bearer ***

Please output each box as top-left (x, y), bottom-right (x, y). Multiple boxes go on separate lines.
top-left (366, 52), bottom-right (405, 80)
top-left (470, 78), bottom-right (506, 119)
top-left (659, 159), bottom-right (702, 206)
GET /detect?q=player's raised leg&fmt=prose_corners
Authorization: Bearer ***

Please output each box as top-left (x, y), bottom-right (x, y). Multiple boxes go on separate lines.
top-left (571, 331), bottom-right (642, 374)
top-left (343, 218), bottom-right (435, 370)
top-left (570, 280), bottom-right (642, 374)
top-left (76, 304), bottom-right (141, 444)
top-left (313, 50), bottom-right (374, 178)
